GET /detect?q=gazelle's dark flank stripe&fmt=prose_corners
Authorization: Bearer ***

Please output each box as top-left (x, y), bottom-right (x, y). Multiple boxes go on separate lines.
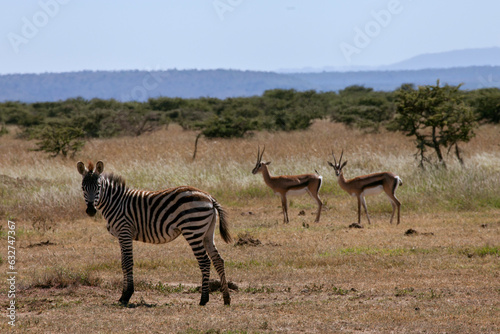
top-left (77, 161), bottom-right (232, 306)
top-left (361, 179), bottom-right (385, 191)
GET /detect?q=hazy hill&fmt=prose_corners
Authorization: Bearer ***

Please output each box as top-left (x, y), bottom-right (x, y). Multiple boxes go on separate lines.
top-left (1, 66), bottom-right (499, 102)
top-left (278, 47), bottom-right (500, 73)
top-left (383, 47), bottom-right (500, 70)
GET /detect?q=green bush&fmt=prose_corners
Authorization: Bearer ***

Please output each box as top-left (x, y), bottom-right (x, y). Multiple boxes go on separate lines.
top-left (32, 124), bottom-right (85, 158)
top-left (201, 115), bottom-right (256, 138)
top-left (465, 88), bottom-right (500, 123)
top-left (330, 86), bottom-right (395, 131)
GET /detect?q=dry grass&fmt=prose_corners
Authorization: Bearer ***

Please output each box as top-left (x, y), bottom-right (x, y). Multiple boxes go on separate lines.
top-left (1, 120), bottom-right (499, 333)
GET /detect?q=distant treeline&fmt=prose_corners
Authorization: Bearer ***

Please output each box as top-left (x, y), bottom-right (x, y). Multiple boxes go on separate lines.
top-left (1, 85), bottom-right (499, 138)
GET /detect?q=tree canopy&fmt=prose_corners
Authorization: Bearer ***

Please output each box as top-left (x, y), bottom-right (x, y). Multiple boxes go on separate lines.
top-left (393, 81), bottom-right (478, 168)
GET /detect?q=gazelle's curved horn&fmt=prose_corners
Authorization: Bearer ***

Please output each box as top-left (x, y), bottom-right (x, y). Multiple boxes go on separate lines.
top-left (260, 145), bottom-right (265, 161)
top-left (257, 146), bottom-right (261, 163)
top-left (339, 149), bottom-right (344, 165)
top-left (332, 150), bottom-right (337, 165)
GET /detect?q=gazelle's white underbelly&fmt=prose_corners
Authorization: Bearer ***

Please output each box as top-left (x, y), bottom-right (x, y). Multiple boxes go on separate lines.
top-left (360, 185), bottom-right (384, 197)
top-left (274, 187), bottom-right (308, 197)
top-left (287, 187), bottom-right (308, 196)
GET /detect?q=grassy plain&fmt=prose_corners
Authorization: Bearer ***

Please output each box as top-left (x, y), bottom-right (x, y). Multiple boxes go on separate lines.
top-left (1, 121), bottom-right (499, 333)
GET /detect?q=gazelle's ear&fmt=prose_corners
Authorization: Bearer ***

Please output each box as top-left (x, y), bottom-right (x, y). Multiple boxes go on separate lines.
top-left (95, 161), bottom-right (104, 175)
top-left (77, 161), bottom-right (87, 175)
top-left (327, 161), bottom-right (334, 167)
top-left (264, 161), bottom-right (271, 165)
top-left (341, 161), bottom-right (348, 169)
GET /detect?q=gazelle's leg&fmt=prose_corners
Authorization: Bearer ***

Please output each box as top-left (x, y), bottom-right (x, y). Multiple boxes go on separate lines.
top-left (386, 193), bottom-right (401, 225)
top-left (314, 195), bottom-right (322, 223)
top-left (313, 194), bottom-right (323, 223)
top-left (310, 180), bottom-right (323, 223)
top-left (397, 200), bottom-right (401, 225)
top-left (389, 200), bottom-right (396, 224)
top-left (307, 189), bottom-right (323, 223)
top-left (360, 196), bottom-right (371, 224)
top-left (357, 196), bottom-right (362, 224)
top-left (281, 195), bottom-right (289, 223)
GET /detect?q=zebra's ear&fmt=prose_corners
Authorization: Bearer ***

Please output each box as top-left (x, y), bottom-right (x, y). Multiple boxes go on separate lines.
top-left (77, 161), bottom-right (87, 175)
top-left (95, 161), bottom-right (104, 175)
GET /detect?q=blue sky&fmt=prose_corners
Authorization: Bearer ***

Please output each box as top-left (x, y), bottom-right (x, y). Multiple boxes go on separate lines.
top-left (1, 0), bottom-right (499, 74)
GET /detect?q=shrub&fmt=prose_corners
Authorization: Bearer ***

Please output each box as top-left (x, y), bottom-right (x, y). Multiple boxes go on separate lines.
top-left (466, 88), bottom-right (500, 123)
top-left (32, 124), bottom-right (85, 158)
top-left (201, 115), bottom-right (256, 139)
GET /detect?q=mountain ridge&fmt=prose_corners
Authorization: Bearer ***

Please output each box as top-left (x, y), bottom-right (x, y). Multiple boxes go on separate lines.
top-left (1, 66), bottom-right (499, 102)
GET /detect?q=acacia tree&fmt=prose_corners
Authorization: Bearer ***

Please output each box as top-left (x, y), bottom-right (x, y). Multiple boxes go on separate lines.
top-left (33, 124), bottom-right (85, 158)
top-left (393, 81), bottom-right (477, 168)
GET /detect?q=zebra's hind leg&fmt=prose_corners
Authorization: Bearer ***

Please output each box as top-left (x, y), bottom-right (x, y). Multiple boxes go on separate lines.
top-left (204, 237), bottom-right (230, 305)
top-left (190, 241), bottom-right (212, 306)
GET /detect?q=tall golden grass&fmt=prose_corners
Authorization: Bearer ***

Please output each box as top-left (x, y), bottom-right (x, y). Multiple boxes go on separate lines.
top-left (1, 121), bottom-right (499, 222)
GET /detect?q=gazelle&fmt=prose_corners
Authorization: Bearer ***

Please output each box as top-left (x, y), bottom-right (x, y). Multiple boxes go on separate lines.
top-left (328, 150), bottom-right (403, 225)
top-left (252, 146), bottom-right (323, 223)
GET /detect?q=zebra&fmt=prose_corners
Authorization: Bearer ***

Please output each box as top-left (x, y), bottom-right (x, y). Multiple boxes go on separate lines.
top-left (76, 160), bottom-right (232, 306)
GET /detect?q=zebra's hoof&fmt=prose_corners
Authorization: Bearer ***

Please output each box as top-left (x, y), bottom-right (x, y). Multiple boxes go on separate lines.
top-left (199, 295), bottom-right (209, 306)
top-left (118, 294), bottom-right (132, 306)
top-left (118, 299), bottom-right (129, 306)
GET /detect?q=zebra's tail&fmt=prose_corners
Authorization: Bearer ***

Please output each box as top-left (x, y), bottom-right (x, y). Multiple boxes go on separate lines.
top-left (213, 200), bottom-right (233, 244)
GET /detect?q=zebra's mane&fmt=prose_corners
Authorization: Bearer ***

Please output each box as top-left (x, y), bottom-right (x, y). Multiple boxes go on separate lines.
top-left (104, 173), bottom-right (126, 187)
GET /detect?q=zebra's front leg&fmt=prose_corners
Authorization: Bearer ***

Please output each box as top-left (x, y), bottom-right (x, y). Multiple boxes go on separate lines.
top-left (118, 234), bottom-right (134, 305)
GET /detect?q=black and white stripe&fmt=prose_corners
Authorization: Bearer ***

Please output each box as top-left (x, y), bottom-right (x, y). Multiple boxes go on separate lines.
top-left (77, 161), bottom-right (232, 306)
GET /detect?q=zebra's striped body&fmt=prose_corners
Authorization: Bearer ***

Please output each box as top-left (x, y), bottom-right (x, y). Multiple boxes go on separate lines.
top-left (77, 161), bottom-right (232, 306)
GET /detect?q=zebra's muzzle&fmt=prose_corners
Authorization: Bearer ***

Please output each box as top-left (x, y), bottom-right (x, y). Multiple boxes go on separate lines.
top-left (86, 203), bottom-right (97, 217)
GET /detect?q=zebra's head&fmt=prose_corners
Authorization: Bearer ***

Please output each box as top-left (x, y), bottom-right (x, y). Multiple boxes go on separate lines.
top-left (77, 160), bottom-right (104, 217)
